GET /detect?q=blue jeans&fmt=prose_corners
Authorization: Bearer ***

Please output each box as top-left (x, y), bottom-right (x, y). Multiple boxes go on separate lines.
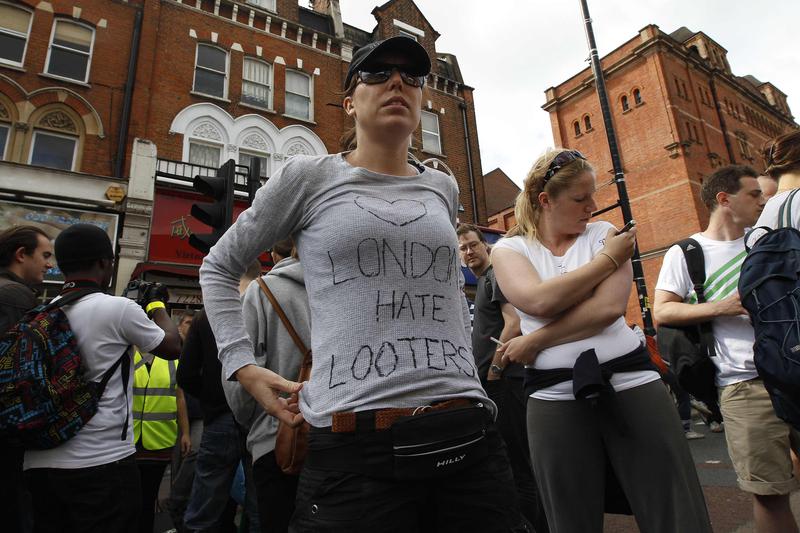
top-left (184, 413), bottom-right (260, 532)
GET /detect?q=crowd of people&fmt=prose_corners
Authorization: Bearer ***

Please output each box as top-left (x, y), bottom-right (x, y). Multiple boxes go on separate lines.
top-left (2, 33), bottom-right (800, 533)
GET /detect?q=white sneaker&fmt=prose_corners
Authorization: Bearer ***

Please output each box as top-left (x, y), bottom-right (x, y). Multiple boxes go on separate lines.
top-left (709, 421), bottom-right (724, 433)
top-left (685, 430), bottom-right (706, 440)
top-left (690, 398), bottom-right (713, 417)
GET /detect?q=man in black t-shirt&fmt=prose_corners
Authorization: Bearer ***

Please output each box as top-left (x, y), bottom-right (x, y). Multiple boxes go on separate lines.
top-left (457, 224), bottom-right (549, 533)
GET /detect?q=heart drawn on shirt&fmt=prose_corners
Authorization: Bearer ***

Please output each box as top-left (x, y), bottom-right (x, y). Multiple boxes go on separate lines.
top-left (354, 196), bottom-right (428, 227)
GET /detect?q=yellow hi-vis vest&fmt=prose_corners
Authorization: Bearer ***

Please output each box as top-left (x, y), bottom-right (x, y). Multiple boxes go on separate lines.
top-left (133, 350), bottom-right (178, 450)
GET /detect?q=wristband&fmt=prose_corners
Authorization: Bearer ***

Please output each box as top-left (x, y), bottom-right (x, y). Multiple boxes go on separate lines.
top-left (145, 301), bottom-right (166, 314)
top-left (599, 251), bottom-right (619, 269)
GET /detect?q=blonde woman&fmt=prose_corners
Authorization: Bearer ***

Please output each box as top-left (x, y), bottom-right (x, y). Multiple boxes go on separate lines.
top-left (492, 148), bottom-right (711, 533)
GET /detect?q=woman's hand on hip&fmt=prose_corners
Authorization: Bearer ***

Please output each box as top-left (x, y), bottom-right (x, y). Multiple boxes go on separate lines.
top-left (498, 335), bottom-right (539, 366)
top-left (235, 364), bottom-right (305, 427)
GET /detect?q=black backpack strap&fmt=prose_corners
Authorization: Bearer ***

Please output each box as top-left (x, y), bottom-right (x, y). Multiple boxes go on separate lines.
top-left (676, 238), bottom-right (716, 358)
top-left (46, 288), bottom-right (102, 310)
top-left (778, 189), bottom-right (800, 229)
top-left (96, 347), bottom-right (132, 441)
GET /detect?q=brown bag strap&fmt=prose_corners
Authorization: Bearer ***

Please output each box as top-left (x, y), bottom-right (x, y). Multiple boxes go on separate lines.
top-left (256, 277), bottom-right (312, 379)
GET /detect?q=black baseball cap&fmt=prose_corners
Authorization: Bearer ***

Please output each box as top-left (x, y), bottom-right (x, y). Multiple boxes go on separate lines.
top-left (55, 223), bottom-right (114, 268)
top-left (345, 36), bottom-right (431, 89)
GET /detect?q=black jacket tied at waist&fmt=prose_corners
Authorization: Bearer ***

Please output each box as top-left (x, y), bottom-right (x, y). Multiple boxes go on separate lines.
top-left (524, 344), bottom-right (655, 400)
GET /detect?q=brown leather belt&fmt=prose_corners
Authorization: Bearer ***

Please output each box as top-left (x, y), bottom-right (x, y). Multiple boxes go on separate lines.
top-left (330, 399), bottom-right (473, 433)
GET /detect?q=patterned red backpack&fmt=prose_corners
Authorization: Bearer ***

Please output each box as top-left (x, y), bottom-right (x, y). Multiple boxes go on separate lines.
top-left (0, 288), bottom-right (129, 449)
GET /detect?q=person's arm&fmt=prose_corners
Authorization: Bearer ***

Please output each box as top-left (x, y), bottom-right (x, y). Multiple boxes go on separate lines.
top-left (200, 159), bottom-right (313, 426)
top-left (486, 302), bottom-right (521, 381)
top-left (492, 227), bottom-right (636, 318)
top-left (176, 313), bottom-right (205, 398)
top-left (175, 386), bottom-right (191, 456)
top-left (653, 289), bottom-right (745, 326)
top-left (499, 260), bottom-right (633, 365)
top-left (149, 307), bottom-right (182, 359)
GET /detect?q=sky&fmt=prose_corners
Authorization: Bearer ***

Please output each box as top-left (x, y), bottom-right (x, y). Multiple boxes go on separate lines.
top-left (334, 0), bottom-right (799, 187)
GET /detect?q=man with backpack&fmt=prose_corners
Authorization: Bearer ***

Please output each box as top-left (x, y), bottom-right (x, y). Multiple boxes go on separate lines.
top-left (21, 224), bottom-right (182, 533)
top-left (0, 225), bottom-right (54, 533)
top-left (655, 165), bottom-right (799, 533)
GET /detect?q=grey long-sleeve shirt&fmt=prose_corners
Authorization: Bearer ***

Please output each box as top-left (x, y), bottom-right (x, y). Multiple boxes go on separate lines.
top-left (200, 153), bottom-right (490, 427)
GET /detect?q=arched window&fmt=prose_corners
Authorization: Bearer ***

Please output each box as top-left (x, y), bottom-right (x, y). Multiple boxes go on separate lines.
top-left (583, 115), bottom-right (592, 131)
top-left (45, 19), bottom-right (95, 83)
top-left (633, 89), bottom-right (642, 105)
top-left (621, 95), bottom-right (629, 112)
top-left (0, 2), bottom-right (33, 68)
top-left (0, 97), bottom-right (14, 160)
top-left (573, 120), bottom-right (581, 137)
top-left (28, 107), bottom-right (83, 171)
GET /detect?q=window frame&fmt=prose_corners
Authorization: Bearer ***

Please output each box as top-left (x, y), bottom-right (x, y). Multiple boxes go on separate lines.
top-left (583, 115), bottom-right (592, 131)
top-left (0, 122), bottom-right (10, 160)
top-left (193, 43), bottom-right (229, 100)
top-left (44, 19), bottom-right (95, 84)
top-left (187, 139), bottom-right (223, 168)
top-left (241, 57), bottom-right (273, 110)
top-left (421, 110), bottom-right (442, 155)
top-left (238, 149), bottom-right (270, 183)
top-left (573, 120), bottom-right (581, 137)
top-left (28, 129), bottom-right (79, 171)
top-left (621, 95), bottom-right (629, 112)
top-left (284, 69), bottom-right (313, 121)
top-left (633, 89), bottom-right (642, 106)
top-left (0, 2), bottom-right (34, 68)
top-left (244, 0), bottom-right (276, 12)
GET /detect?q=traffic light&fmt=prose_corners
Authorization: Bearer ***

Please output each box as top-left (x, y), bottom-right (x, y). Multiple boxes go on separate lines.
top-left (189, 159), bottom-right (235, 254)
top-left (247, 157), bottom-right (261, 205)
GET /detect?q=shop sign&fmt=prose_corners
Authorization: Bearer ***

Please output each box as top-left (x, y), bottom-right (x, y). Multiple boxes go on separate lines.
top-left (149, 188), bottom-right (250, 266)
top-left (0, 200), bottom-right (118, 283)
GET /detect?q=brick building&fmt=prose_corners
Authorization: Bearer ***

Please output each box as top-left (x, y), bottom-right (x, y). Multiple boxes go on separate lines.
top-left (543, 24), bottom-right (797, 322)
top-left (0, 0), bottom-right (486, 301)
top-left (483, 167), bottom-right (518, 231)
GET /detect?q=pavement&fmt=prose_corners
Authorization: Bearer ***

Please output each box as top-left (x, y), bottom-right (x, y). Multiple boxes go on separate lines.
top-left (604, 418), bottom-right (800, 532)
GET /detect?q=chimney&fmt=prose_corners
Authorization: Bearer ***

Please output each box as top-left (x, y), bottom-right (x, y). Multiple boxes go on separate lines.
top-left (313, 0), bottom-right (344, 39)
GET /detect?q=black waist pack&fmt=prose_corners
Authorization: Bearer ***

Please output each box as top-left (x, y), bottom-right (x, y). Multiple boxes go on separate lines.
top-left (391, 403), bottom-right (490, 480)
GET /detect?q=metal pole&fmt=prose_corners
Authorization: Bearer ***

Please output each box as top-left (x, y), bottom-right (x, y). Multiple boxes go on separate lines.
top-left (579, 0), bottom-right (655, 334)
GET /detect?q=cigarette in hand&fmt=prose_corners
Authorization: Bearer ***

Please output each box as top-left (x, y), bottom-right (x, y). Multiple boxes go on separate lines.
top-left (489, 336), bottom-right (503, 347)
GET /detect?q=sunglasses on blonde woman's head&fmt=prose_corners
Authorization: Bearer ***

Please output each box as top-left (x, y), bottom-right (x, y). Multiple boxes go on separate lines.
top-left (357, 66), bottom-right (426, 88)
top-left (543, 150), bottom-right (586, 183)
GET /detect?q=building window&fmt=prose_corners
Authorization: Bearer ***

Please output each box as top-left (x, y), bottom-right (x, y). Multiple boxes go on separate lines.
top-left (242, 58), bottom-right (272, 109)
top-left (621, 95), bottom-right (629, 112)
top-left (285, 70), bottom-right (311, 120)
top-left (573, 121), bottom-right (581, 137)
top-left (737, 132), bottom-right (751, 159)
top-left (239, 151), bottom-right (269, 181)
top-left (682, 81), bottom-right (690, 100)
top-left (0, 123), bottom-right (9, 159)
top-left (188, 140), bottom-right (221, 168)
top-left (693, 125), bottom-right (701, 144)
top-left (0, 3), bottom-right (33, 67)
top-left (45, 20), bottom-right (94, 83)
top-left (194, 44), bottom-right (228, 99)
top-left (29, 130), bottom-right (77, 170)
top-left (633, 89), bottom-right (642, 105)
top-left (674, 77), bottom-right (682, 98)
top-left (583, 115), bottom-right (592, 131)
top-left (398, 29), bottom-right (417, 41)
top-left (245, 0), bottom-right (275, 11)
top-left (421, 111), bottom-right (442, 154)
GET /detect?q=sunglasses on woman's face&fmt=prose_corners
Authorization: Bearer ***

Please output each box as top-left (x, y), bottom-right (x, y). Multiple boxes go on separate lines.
top-left (544, 150), bottom-right (587, 183)
top-left (357, 66), bottom-right (426, 88)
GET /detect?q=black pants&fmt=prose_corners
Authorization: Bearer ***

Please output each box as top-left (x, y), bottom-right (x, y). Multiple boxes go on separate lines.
top-left (485, 377), bottom-right (549, 533)
top-left (290, 420), bottom-right (530, 533)
top-left (0, 445), bottom-right (32, 533)
top-left (137, 459), bottom-right (168, 533)
top-left (253, 451), bottom-right (299, 533)
top-left (25, 454), bottom-right (141, 533)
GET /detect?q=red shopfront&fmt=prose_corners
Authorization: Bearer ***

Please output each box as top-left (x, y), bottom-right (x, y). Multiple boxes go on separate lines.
top-left (133, 187), bottom-right (268, 308)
